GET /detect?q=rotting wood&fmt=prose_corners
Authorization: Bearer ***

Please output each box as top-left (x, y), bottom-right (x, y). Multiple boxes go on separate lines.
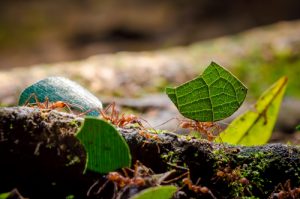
top-left (0, 107), bottom-right (299, 199)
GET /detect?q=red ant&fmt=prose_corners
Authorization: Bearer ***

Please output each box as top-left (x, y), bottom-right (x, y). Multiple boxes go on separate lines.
top-left (215, 166), bottom-right (242, 182)
top-left (107, 171), bottom-right (145, 188)
top-left (182, 178), bottom-right (210, 194)
top-left (181, 171), bottom-right (217, 199)
top-left (22, 93), bottom-right (84, 114)
top-left (87, 161), bottom-right (149, 197)
top-left (108, 160), bottom-right (152, 188)
top-left (138, 130), bottom-right (161, 153)
top-left (180, 120), bottom-right (220, 141)
top-left (100, 102), bottom-right (144, 128)
top-left (156, 118), bottom-right (221, 141)
top-left (270, 180), bottom-right (300, 199)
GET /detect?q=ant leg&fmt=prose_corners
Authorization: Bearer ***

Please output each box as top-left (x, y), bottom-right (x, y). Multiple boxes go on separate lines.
top-left (67, 103), bottom-right (85, 112)
top-left (23, 93), bottom-right (42, 107)
top-left (62, 102), bottom-right (75, 114)
top-left (111, 103), bottom-right (120, 125)
top-left (162, 171), bottom-right (189, 184)
top-left (86, 180), bottom-right (100, 196)
top-left (153, 117), bottom-right (179, 129)
top-left (141, 140), bottom-right (161, 154)
top-left (22, 93), bottom-right (36, 106)
top-left (57, 102), bottom-right (85, 115)
top-left (104, 102), bottom-right (115, 113)
top-left (99, 103), bottom-right (114, 120)
top-left (122, 168), bottom-right (130, 178)
top-left (155, 143), bottom-right (161, 154)
top-left (77, 107), bottom-right (102, 117)
top-left (44, 97), bottom-right (50, 109)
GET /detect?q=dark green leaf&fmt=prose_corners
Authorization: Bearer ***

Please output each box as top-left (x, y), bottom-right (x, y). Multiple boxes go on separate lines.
top-left (130, 186), bottom-right (177, 199)
top-left (76, 117), bottom-right (131, 173)
top-left (166, 62), bottom-right (247, 121)
top-left (296, 124), bottom-right (300, 131)
top-left (18, 76), bottom-right (102, 116)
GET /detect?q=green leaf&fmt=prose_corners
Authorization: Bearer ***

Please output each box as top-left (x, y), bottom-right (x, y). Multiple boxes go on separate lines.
top-left (18, 76), bottom-right (102, 116)
top-left (130, 186), bottom-right (177, 199)
top-left (296, 125), bottom-right (300, 131)
top-left (216, 76), bottom-right (288, 145)
top-left (166, 62), bottom-right (247, 122)
top-left (76, 117), bottom-right (131, 173)
top-left (0, 192), bottom-right (10, 199)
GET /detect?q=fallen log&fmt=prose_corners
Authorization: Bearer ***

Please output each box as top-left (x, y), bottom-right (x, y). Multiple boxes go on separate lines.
top-left (0, 107), bottom-right (299, 199)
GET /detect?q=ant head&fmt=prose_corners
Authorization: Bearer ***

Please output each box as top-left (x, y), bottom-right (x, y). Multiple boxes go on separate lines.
top-left (200, 186), bottom-right (209, 194)
top-left (107, 172), bottom-right (121, 181)
top-left (180, 121), bottom-right (192, 129)
top-left (182, 178), bottom-right (191, 185)
top-left (134, 177), bottom-right (145, 186)
top-left (55, 101), bottom-right (66, 107)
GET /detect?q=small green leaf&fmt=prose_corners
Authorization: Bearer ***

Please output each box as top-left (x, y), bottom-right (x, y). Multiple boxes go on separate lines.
top-left (130, 186), bottom-right (177, 199)
top-left (166, 62), bottom-right (247, 122)
top-left (216, 76), bottom-right (288, 145)
top-left (76, 117), bottom-right (131, 173)
top-left (296, 125), bottom-right (300, 131)
top-left (0, 192), bottom-right (10, 199)
top-left (18, 76), bottom-right (102, 116)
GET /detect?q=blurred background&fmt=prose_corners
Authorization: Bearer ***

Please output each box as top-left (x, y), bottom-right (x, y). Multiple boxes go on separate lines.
top-left (1, 0), bottom-right (300, 142)
top-left (1, 0), bottom-right (300, 68)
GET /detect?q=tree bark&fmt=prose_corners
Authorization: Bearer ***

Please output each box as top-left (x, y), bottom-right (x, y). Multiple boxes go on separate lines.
top-left (0, 107), bottom-right (299, 198)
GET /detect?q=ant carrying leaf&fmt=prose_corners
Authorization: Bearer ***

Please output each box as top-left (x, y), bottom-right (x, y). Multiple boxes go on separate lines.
top-left (22, 93), bottom-right (85, 115)
top-left (165, 62), bottom-right (247, 141)
top-left (18, 76), bottom-right (103, 116)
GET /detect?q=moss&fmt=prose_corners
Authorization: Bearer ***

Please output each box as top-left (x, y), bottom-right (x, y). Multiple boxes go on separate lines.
top-left (239, 152), bottom-right (271, 190)
top-left (211, 147), bottom-right (280, 197)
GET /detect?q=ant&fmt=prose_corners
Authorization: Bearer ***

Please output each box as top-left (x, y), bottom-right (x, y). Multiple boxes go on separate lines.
top-left (22, 93), bottom-right (84, 114)
top-left (181, 171), bottom-right (217, 199)
top-left (179, 120), bottom-right (220, 141)
top-left (87, 161), bottom-right (149, 197)
top-left (156, 117), bottom-right (221, 141)
top-left (107, 171), bottom-right (145, 188)
top-left (214, 166), bottom-right (252, 197)
top-left (100, 102), bottom-right (144, 128)
top-left (138, 130), bottom-right (161, 153)
top-left (215, 166), bottom-right (242, 183)
top-left (107, 161), bottom-right (151, 188)
top-left (270, 180), bottom-right (300, 199)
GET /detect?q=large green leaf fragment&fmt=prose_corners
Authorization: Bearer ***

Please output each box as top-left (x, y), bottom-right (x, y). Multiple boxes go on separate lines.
top-left (76, 117), bottom-right (131, 173)
top-left (130, 186), bottom-right (177, 199)
top-left (18, 76), bottom-right (102, 116)
top-left (166, 62), bottom-right (247, 121)
top-left (296, 124), bottom-right (300, 131)
top-left (216, 76), bottom-right (288, 145)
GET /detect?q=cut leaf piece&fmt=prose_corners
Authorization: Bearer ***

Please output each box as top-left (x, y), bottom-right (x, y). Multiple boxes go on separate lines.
top-left (130, 186), bottom-right (177, 199)
top-left (296, 125), bottom-right (300, 131)
top-left (216, 76), bottom-right (288, 145)
top-left (18, 76), bottom-right (102, 116)
top-left (166, 62), bottom-right (247, 122)
top-left (76, 117), bottom-right (131, 173)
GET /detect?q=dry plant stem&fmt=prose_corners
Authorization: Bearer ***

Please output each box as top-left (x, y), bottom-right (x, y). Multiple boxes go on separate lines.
top-left (1, 107), bottom-right (300, 198)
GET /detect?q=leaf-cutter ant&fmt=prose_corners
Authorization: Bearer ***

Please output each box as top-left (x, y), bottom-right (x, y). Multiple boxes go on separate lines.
top-left (22, 93), bottom-right (84, 114)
